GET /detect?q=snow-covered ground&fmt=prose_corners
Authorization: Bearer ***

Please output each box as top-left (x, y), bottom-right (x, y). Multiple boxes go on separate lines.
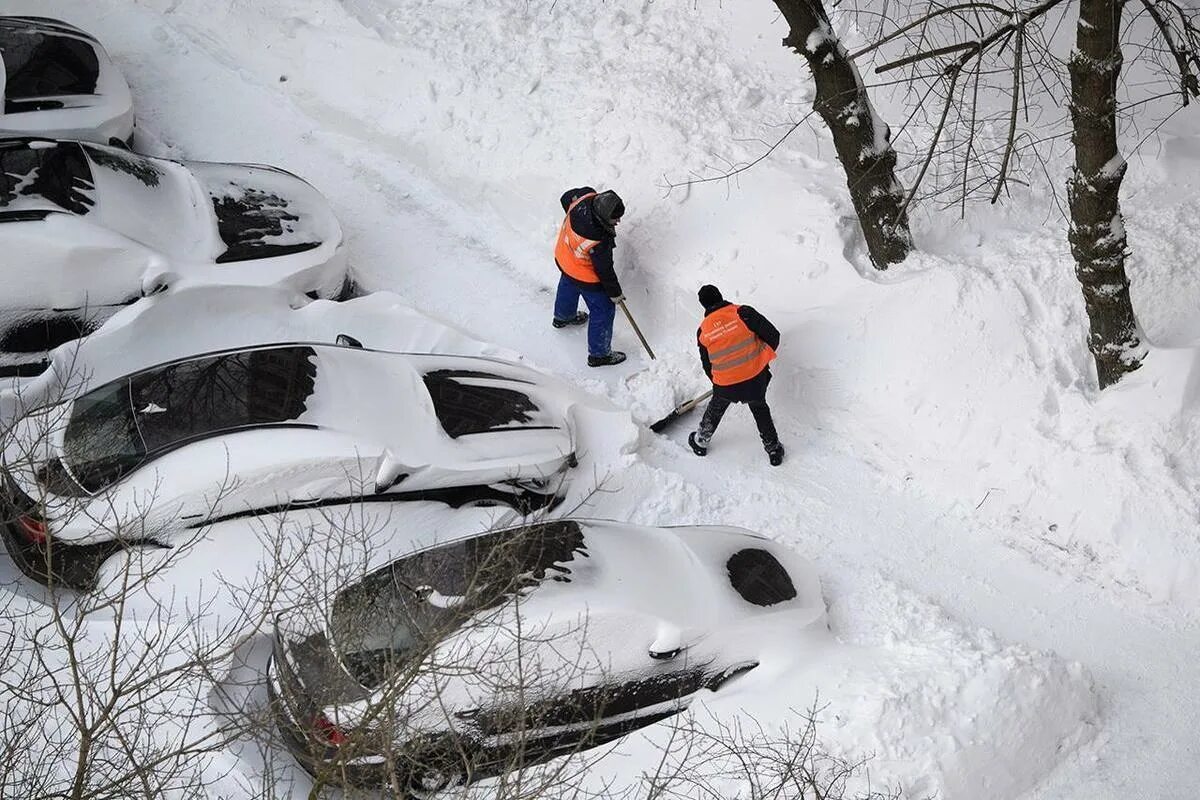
top-left (4, 0), bottom-right (1200, 797)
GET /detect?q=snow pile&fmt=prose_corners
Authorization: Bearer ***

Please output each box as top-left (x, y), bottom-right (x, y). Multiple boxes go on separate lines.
top-left (568, 571), bottom-right (1097, 800)
top-left (819, 576), bottom-right (1098, 799)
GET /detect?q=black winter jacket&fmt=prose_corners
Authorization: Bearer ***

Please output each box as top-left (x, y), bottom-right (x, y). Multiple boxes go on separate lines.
top-left (697, 301), bottom-right (780, 402)
top-left (556, 187), bottom-right (622, 298)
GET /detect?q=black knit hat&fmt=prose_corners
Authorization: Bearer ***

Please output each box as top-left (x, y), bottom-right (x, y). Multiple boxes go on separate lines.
top-left (593, 190), bottom-right (625, 230)
top-left (698, 284), bottom-right (723, 307)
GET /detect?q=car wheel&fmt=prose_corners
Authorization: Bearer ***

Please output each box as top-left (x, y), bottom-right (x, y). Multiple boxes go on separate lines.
top-left (406, 766), bottom-right (461, 799)
top-left (705, 661), bottom-right (759, 692)
top-left (334, 274), bottom-right (358, 301)
top-left (459, 498), bottom-right (501, 509)
top-left (401, 736), bottom-right (469, 799)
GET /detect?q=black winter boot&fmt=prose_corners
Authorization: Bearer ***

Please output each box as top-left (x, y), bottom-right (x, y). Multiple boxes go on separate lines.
top-left (587, 351), bottom-right (627, 367)
top-left (687, 432), bottom-right (708, 456)
top-left (766, 443), bottom-right (785, 466)
top-left (552, 311), bottom-right (588, 329)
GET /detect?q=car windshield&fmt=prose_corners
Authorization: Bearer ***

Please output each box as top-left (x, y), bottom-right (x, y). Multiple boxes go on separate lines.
top-left (60, 347), bottom-right (318, 493)
top-left (0, 22), bottom-right (98, 99)
top-left (329, 521), bottom-right (587, 689)
top-left (0, 141), bottom-right (94, 215)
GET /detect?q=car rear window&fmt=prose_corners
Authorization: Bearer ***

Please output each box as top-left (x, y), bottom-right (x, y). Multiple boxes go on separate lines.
top-left (61, 379), bottom-right (147, 494)
top-left (726, 548), bottom-right (797, 607)
top-left (211, 187), bottom-right (320, 264)
top-left (422, 369), bottom-right (549, 438)
top-left (330, 520), bottom-right (587, 688)
top-left (0, 23), bottom-right (99, 99)
top-left (0, 141), bottom-right (94, 214)
top-left (61, 347), bottom-right (318, 493)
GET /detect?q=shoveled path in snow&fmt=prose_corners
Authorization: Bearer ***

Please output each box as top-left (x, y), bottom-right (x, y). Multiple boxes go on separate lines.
top-left (21, 1), bottom-right (1197, 797)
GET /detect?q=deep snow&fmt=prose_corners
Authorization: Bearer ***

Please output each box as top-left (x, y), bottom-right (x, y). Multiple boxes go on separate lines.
top-left (4, 1), bottom-right (1199, 798)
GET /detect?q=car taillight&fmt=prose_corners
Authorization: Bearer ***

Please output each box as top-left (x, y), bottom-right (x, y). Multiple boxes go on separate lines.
top-left (16, 514), bottom-right (47, 544)
top-left (313, 712), bottom-right (348, 746)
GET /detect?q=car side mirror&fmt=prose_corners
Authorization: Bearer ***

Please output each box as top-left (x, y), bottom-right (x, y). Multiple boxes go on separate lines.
top-left (648, 625), bottom-right (683, 661)
top-left (374, 450), bottom-right (409, 494)
top-left (336, 333), bottom-right (363, 348)
top-left (140, 277), bottom-right (168, 297)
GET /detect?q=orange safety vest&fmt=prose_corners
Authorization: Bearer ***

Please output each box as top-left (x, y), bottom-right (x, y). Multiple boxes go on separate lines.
top-left (554, 192), bottom-right (603, 284)
top-left (699, 304), bottom-right (776, 386)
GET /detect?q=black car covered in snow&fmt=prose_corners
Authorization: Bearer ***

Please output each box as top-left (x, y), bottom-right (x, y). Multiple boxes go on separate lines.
top-left (267, 519), bottom-right (825, 794)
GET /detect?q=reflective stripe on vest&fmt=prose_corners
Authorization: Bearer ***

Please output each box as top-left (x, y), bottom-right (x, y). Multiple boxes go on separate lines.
top-left (699, 304), bottom-right (776, 386)
top-left (554, 193), bottom-right (603, 284)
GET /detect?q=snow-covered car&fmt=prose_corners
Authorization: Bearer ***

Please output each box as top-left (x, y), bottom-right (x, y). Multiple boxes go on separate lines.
top-left (1, 342), bottom-right (577, 589)
top-left (0, 16), bottom-right (134, 145)
top-left (0, 138), bottom-right (347, 378)
top-left (0, 286), bottom-right (539, 423)
top-left (267, 519), bottom-right (826, 793)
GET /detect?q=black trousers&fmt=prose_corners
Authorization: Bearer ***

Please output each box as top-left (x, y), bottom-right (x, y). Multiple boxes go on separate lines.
top-left (697, 394), bottom-right (779, 450)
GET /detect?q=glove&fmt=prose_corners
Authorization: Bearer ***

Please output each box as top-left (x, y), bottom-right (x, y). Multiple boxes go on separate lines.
top-left (611, 294), bottom-right (625, 305)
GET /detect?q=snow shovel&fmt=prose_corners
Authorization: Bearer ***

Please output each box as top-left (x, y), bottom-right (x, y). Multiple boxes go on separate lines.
top-left (649, 390), bottom-right (713, 433)
top-left (617, 300), bottom-right (655, 360)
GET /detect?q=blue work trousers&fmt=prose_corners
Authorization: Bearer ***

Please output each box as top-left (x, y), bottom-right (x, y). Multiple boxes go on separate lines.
top-left (554, 274), bottom-right (614, 357)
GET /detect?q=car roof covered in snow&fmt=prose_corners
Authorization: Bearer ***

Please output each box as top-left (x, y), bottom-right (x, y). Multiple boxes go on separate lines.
top-left (518, 520), bottom-right (817, 626)
top-left (330, 519), bottom-right (818, 641)
top-left (0, 139), bottom-right (337, 263)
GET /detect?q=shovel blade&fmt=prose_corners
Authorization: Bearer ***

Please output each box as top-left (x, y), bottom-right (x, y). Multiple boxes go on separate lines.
top-left (649, 410), bottom-right (684, 433)
top-left (649, 390), bottom-right (712, 433)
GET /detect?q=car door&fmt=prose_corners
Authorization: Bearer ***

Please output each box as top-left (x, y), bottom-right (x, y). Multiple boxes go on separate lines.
top-left (0, 215), bottom-right (160, 378)
top-left (453, 660), bottom-right (714, 766)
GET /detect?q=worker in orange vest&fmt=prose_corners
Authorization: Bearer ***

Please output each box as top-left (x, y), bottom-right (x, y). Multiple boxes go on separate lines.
top-left (688, 284), bottom-right (784, 466)
top-left (552, 186), bottom-right (627, 367)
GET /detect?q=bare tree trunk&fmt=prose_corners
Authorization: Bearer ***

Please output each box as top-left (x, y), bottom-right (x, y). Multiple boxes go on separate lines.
top-left (1067, 0), bottom-right (1145, 387)
top-left (771, 0), bottom-right (913, 269)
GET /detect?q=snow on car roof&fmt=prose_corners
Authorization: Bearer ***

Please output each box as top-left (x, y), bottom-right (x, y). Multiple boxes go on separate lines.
top-left (0, 139), bottom-right (219, 256)
top-left (31, 287), bottom-right (527, 397)
top-left (80, 143), bottom-right (209, 258)
top-left (354, 519), bottom-right (800, 634)
top-left (515, 520), bottom-right (801, 628)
